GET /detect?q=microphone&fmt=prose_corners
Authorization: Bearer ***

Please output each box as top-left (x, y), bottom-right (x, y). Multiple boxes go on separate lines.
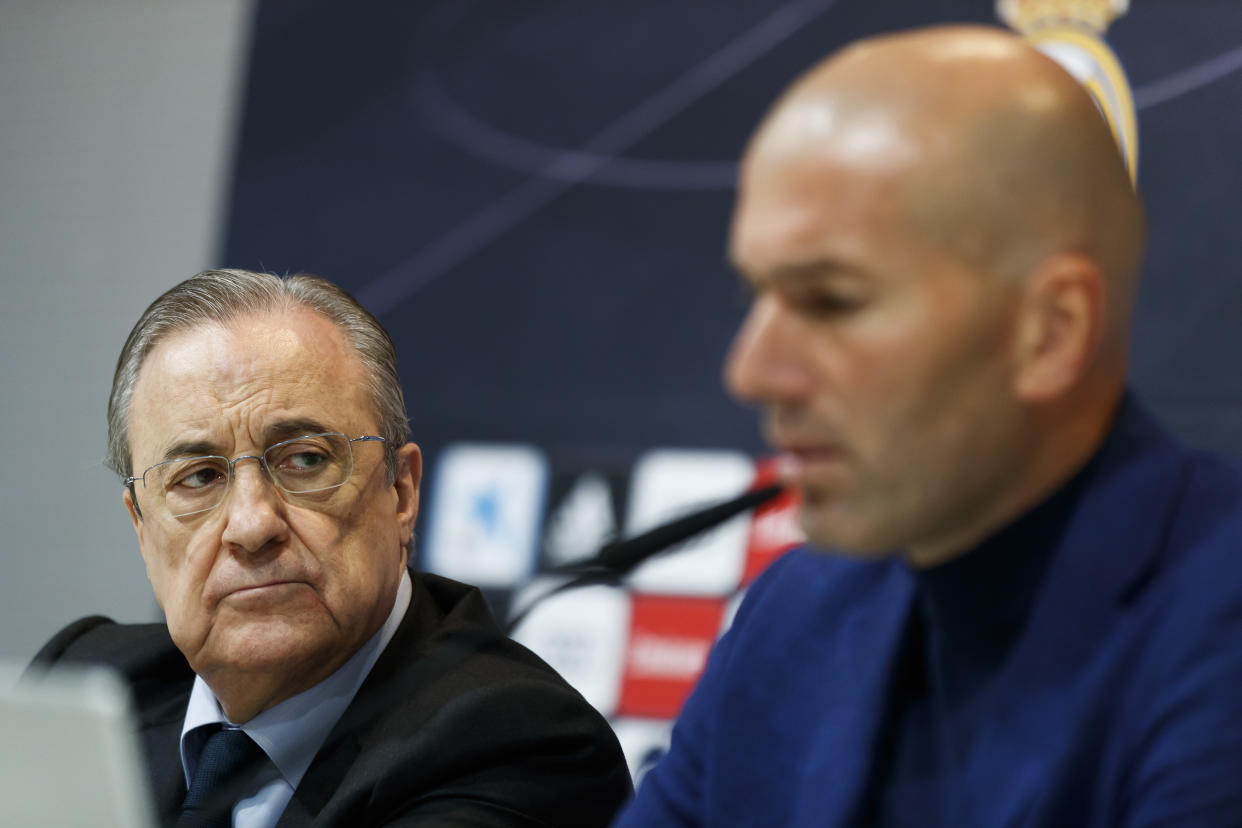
top-left (505, 482), bottom-right (785, 634)
top-left (581, 483), bottom-right (785, 576)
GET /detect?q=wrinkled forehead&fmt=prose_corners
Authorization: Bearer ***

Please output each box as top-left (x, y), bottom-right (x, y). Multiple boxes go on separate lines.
top-left (141, 309), bottom-right (354, 384)
top-left (128, 309), bottom-right (373, 457)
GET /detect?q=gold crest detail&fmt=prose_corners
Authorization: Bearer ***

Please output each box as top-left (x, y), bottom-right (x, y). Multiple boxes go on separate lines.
top-left (996, 0), bottom-right (1129, 35)
top-left (997, 0), bottom-right (1139, 183)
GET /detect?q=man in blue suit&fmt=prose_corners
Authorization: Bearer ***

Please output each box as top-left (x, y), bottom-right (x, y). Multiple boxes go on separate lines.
top-left (616, 25), bottom-right (1242, 827)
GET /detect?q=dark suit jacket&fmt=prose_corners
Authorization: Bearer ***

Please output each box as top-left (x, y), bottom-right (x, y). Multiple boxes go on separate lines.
top-left (32, 570), bottom-right (632, 827)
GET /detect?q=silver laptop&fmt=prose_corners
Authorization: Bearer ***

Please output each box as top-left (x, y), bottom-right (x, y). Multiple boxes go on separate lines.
top-left (0, 661), bottom-right (157, 828)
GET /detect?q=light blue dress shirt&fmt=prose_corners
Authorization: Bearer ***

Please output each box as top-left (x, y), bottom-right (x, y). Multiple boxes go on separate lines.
top-left (179, 570), bottom-right (412, 828)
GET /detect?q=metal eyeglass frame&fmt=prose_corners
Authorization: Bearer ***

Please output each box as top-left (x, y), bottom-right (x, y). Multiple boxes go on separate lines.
top-left (124, 432), bottom-right (387, 519)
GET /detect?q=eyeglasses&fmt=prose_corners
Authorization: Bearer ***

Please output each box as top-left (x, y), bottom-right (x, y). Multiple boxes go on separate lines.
top-left (125, 433), bottom-right (387, 519)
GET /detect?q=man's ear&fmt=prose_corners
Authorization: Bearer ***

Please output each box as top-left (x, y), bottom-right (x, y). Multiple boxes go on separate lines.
top-left (123, 486), bottom-right (144, 540)
top-left (1011, 252), bottom-right (1105, 403)
top-left (394, 443), bottom-right (422, 558)
top-left (122, 486), bottom-right (161, 601)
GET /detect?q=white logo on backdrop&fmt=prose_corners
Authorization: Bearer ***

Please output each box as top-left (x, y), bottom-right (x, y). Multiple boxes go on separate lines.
top-left (423, 444), bottom-right (549, 589)
top-left (543, 472), bottom-right (618, 568)
top-left (509, 582), bottom-right (632, 717)
top-left (624, 449), bottom-right (756, 596)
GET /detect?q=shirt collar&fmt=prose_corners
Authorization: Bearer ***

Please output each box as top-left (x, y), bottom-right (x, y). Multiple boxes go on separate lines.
top-left (180, 569), bottom-right (412, 788)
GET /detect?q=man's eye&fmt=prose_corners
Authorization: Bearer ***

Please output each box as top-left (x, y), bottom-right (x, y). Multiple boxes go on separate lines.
top-left (788, 291), bottom-right (862, 317)
top-left (174, 465), bottom-right (225, 490)
top-left (270, 440), bottom-right (339, 475)
top-left (283, 451), bottom-right (329, 472)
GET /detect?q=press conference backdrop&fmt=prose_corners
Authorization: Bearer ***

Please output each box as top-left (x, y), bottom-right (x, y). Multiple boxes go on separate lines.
top-left (2, 0), bottom-right (1236, 772)
top-left (217, 0), bottom-right (1242, 775)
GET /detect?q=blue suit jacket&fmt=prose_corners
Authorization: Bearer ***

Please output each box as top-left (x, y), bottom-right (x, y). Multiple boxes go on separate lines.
top-left (616, 397), bottom-right (1242, 827)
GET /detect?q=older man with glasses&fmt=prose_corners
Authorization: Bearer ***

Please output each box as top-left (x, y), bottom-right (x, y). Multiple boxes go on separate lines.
top-left (31, 269), bottom-right (630, 828)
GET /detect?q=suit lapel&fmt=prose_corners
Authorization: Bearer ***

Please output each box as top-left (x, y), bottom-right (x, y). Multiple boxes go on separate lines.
top-left (814, 565), bottom-right (918, 826)
top-left (139, 686), bottom-right (194, 821)
top-left (276, 571), bottom-right (455, 826)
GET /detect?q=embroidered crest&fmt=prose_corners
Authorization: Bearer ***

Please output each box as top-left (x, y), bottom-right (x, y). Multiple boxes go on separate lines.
top-left (998, 0), bottom-right (1138, 182)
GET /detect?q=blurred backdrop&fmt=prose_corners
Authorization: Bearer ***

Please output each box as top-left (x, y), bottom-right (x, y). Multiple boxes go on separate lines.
top-left (4, 1), bottom-right (1241, 769)
top-left (1, 0), bottom-right (252, 660)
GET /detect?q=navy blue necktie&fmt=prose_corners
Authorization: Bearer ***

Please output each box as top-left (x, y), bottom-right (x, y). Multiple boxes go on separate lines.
top-left (176, 726), bottom-right (268, 828)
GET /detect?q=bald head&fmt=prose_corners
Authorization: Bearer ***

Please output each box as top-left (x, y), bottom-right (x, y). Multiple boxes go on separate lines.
top-left (741, 25), bottom-right (1145, 355)
top-left (727, 26), bottom-right (1148, 561)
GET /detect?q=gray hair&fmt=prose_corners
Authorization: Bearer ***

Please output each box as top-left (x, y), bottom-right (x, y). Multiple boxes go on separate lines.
top-left (107, 269), bottom-right (410, 479)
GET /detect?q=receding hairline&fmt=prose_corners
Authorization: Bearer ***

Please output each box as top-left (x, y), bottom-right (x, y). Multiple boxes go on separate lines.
top-left (107, 270), bottom-right (410, 482)
top-left (127, 311), bottom-right (378, 464)
top-left (742, 24), bottom-right (1145, 285)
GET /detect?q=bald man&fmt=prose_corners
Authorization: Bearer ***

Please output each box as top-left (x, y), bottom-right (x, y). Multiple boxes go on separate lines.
top-left (614, 25), bottom-right (1242, 827)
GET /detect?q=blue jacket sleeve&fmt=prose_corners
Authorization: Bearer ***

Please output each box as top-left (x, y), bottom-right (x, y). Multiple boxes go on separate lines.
top-left (1117, 570), bottom-right (1242, 826)
top-left (610, 552), bottom-right (799, 828)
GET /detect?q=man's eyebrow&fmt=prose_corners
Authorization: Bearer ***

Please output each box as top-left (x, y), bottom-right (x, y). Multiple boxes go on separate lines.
top-left (772, 259), bottom-right (865, 283)
top-left (264, 418), bottom-right (337, 444)
top-left (161, 440), bottom-right (222, 463)
top-left (156, 419), bottom-right (338, 464)
top-left (733, 257), bottom-right (865, 290)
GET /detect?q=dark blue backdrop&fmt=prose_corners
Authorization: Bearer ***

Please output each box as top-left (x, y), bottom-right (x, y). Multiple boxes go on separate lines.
top-left (222, 1), bottom-right (1242, 541)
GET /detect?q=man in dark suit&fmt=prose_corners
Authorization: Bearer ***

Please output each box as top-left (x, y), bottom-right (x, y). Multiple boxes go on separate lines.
top-left (33, 269), bottom-right (630, 827)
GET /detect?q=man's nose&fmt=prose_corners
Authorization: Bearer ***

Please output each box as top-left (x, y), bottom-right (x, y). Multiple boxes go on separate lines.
top-left (724, 295), bottom-right (812, 404)
top-left (220, 457), bottom-right (289, 555)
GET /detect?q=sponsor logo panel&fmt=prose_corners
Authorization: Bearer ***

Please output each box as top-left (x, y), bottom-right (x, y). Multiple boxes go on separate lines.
top-left (618, 594), bottom-right (726, 719)
top-left (510, 581), bottom-right (631, 717)
top-left (741, 458), bottom-right (804, 587)
top-left (423, 443), bottom-right (549, 589)
top-left (624, 449), bottom-right (755, 596)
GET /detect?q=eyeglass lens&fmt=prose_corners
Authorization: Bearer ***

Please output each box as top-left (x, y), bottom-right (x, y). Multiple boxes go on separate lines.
top-left (147, 433), bottom-right (354, 518)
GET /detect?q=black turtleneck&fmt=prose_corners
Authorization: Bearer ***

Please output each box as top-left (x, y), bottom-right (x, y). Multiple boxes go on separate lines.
top-left (869, 448), bottom-right (1099, 825)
